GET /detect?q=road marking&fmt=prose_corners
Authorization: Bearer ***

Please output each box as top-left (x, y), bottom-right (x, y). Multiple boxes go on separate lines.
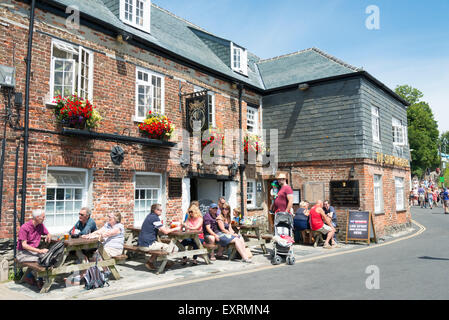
top-left (93, 220), bottom-right (425, 300)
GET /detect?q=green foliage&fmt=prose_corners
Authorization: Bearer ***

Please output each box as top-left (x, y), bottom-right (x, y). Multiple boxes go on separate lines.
top-left (440, 131), bottom-right (449, 155)
top-left (395, 85), bottom-right (440, 178)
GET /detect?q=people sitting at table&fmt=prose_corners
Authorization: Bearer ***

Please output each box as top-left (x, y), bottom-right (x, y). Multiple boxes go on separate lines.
top-left (69, 207), bottom-right (97, 264)
top-left (215, 203), bottom-right (252, 263)
top-left (16, 209), bottom-right (52, 288)
top-left (293, 201), bottom-right (310, 243)
top-left (233, 208), bottom-right (242, 225)
top-left (217, 196), bottom-right (226, 215)
top-left (138, 203), bottom-right (181, 271)
top-left (323, 200), bottom-right (339, 244)
top-left (81, 212), bottom-right (125, 259)
top-left (69, 207), bottom-right (97, 237)
top-left (180, 204), bottom-right (204, 265)
top-left (202, 203), bottom-right (222, 261)
top-left (309, 200), bottom-right (338, 249)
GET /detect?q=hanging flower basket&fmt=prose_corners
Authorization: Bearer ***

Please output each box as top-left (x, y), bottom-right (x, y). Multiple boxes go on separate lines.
top-left (244, 133), bottom-right (264, 154)
top-left (201, 127), bottom-right (224, 157)
top-left (138, 111), bottom-right (175, 140)
top-left (53, 94), bottom-right (102, 130)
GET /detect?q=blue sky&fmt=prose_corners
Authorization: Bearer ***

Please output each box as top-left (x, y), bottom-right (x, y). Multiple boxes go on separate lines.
top-left (154, 0), bottom-right (449, 133)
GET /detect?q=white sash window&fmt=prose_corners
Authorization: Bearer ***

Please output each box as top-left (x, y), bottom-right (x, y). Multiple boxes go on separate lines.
top-left (134, 173), bottom-right (162, 227)
top-left (135, 68), bottom-right (164, 120)
top-left (50, 39), bottom-right (93, 100)
top-left (45, 168), bottom-right (88, 234)
top-left (395, 177), bottom-right (405, 211)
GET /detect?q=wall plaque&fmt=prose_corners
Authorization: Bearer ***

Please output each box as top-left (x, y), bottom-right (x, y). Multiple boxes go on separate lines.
top-left (168, 178), bottom-right (182, 198)
top-left (330, 180), bottom-right (360, 207)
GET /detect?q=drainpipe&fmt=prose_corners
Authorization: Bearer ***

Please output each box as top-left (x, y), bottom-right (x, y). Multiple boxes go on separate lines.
top-left (20, 0), bottom-right (36, 225)
top-left (237, 83), bottom-right (245, 218)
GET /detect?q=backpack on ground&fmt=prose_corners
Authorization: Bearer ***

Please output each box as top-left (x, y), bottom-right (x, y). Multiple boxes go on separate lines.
top-left (83, 256), bottom-right (110, 290)
top-left (38, 239), bottom-right (65, 269)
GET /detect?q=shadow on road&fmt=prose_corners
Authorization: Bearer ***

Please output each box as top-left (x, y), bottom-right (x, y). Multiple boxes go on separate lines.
top-left (418, 256), bottom-right (449, 261)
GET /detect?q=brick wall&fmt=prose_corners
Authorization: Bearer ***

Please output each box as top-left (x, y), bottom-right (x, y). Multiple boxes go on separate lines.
top-left (0, 1), bottom-right (263, 239)
top-left (281, 158), bottom-right (411, 239)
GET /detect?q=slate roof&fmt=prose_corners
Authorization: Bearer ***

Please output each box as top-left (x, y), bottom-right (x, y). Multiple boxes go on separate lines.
top-left (40, 0), bottom-right (405, 104)
top-left (257, 48), bottom-right (361, 90)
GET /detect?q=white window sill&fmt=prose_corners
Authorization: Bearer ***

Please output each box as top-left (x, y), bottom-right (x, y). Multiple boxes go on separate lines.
top-left (133, 116), bottom-right (145, 123)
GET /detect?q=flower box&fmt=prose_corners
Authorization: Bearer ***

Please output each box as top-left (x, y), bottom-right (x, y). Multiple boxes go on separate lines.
top-left (53, 95), bottom-right (102, 130)
top-left (138, 111), bottom-right (175, 141)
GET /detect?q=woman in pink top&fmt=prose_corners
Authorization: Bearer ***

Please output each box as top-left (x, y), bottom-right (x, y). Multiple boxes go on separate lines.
top-left (181, 205), bottom-right (203, 265)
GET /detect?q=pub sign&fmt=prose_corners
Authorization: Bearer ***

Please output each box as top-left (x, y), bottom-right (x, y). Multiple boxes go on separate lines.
top-left (186, 91), bottom-right (209, 133)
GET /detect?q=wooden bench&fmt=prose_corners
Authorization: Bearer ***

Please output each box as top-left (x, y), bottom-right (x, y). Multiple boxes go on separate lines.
top-left (15, 259), bottom-right (50, 293)
top-left (112, 254), bottom-right (128, 264)
top-left (123, 244), bottom-right (169, 256)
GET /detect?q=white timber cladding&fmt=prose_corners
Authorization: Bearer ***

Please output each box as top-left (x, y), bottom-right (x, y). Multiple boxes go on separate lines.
top-left (45, 167), bottom-right (89, 234)
top-left (119, 0), bottom-right (151, 33)
top-left (135, 67), bottom-right (165, 120)
top-left (133, 172), bottom-right (163, 227)
top-left (49, 39), bottom-right (93, 101)
top-left (230, 42), bottom-right (248, 75)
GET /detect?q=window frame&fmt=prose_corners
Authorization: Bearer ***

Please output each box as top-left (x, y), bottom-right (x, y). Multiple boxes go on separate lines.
top-left (119, 0), bottom-right (151, 33)
top-left (135, 67), bottom-right (165, 122)
top-left (246, 179), bottom-right (256, 208)
top-left (395, 177), bottom-right (405, 211)
top-left (246, 105), bottom-right (259, 135)
top-left (133, 172), bottom-right (163, 227)
top-left (392, 117), bottom-right (405, 146)
top-left (45, 167), bottom-right (88, 234)
top-left (371, 106), bottom-right (380, 143)
top-left (49, 39), bottom-right (94, 102)
top-left (230, 42), bottom-right (248, 75)
top-left (373, 174), bottom-right (383, 214)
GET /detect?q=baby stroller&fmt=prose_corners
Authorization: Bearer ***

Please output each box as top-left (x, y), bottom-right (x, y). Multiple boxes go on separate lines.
top-left (271, 211), bottom-right (295, 265)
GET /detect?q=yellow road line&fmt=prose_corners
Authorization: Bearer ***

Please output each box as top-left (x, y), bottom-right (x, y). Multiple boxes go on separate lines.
top-left (93, 219), bottom-right (425, 300)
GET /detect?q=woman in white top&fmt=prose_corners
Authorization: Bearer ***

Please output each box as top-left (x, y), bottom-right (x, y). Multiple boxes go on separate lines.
top-left (82, 212), bottom-right (124, 257)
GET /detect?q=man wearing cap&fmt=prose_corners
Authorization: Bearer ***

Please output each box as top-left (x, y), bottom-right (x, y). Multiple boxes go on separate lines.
top-left (202, 203), bottom-right (221, 261)
top-left (270, 173), bottom-right (294, 215)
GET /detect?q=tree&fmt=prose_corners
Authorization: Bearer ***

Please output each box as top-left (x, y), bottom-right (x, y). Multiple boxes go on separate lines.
top-left (395, 85), bottom-right (440, 178)
top-left (440, 131), bottom-right (449, 155)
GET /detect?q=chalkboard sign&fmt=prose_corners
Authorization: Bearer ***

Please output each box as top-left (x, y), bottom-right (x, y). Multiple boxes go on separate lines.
top-left (330, 180), bottom-right (360, 207)
top-left (198, 199), bottom-right (213, 216)
top-left (345, 211), bottom-right (377, 245)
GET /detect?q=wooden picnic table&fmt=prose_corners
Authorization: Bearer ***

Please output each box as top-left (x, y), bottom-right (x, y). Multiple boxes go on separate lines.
top-left (124, 227), bottom-right (210, 274)
top-left (18, 237), bottom-right (120, 293)
top-left (228, 224), bottom-right (268, 259)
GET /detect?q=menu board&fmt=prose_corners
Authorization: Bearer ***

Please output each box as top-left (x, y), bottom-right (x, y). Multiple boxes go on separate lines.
top-left (345, 211), bottom-right (377, 244)
top-left (330, 180), bottom-right (360, 207)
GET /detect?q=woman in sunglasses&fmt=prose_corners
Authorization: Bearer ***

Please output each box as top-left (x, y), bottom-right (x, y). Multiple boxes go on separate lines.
top-left (180, 204), bottom-right (204, 265)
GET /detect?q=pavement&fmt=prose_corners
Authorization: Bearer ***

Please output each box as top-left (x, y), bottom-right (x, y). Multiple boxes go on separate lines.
top-left (0, 223), bottom-right (418, 300)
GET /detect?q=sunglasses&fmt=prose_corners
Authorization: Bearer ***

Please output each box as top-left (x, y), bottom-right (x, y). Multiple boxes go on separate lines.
top-left (188, 211), bottom-right (193, 214)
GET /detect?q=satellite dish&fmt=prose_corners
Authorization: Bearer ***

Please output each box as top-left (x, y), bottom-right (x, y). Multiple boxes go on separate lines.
top-left (110, 145), bottom-right (124, 165)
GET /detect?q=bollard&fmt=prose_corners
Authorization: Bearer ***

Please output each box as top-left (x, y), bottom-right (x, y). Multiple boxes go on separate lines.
top-left (0, 259), bottom-right (8, 282)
